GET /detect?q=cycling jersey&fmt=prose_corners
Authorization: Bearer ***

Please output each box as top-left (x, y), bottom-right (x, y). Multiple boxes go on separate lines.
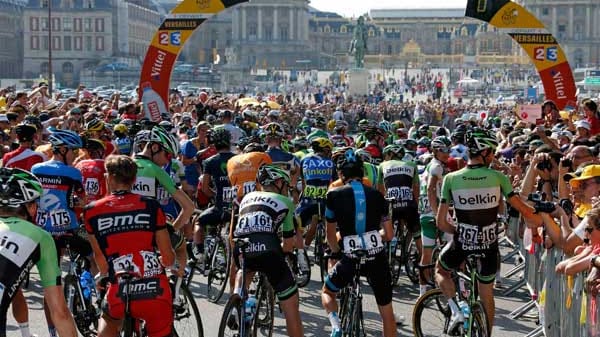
top-left (180, 138), bottom-right (204, 187)
top-left (363, 144), bottom-right (382, 163)
top-left (203, 152), bottom-right (235, 208)
top-left (227, 151), bottom-right (272, 202)
top-left (75, 159), bottom-right (107, 203)
top-left (115, 137), bottom-right (132, 156)
top-left (419, 158), bottom-right (446, 216)
top-left (307, 129), bottom-right (329, 142)
top-left (378, 159), bottom-right (418, 208)
top-left (132, 155), bottom-right (177, 205)
top-left (330, 134), bottom-right (353, 147)
top-left (161, 159), bottom-right (185, 219)
top-left (232, 191), bottom-right (298, 301)
top-left (293, 149), bottom-right (309, 161)
top-left (84, 191), bottom-right (172, 336)
top-left (363, 161), bottom-right (379, 187)
top-left (0, 217), bottom-right (61, 336)
top-left (265, 146), bottom-right (300, 173)
top-left (299, 154), bottom-right (334, 200)
top-left (2, 147), bottom-right (45, 170)
top-left (450, 144), bottom-right (468, 161)
top-left (441, 164), bottom-right (514, 252)
top-left (32, 160), bottom-right (84, 233)
top-left (329, 176), bottom-right (372, 189)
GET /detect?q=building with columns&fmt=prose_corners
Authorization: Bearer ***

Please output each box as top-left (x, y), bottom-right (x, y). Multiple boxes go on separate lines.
top-left (0, 0), bottom-right (26, 78)
top-left (517, 0), bottom-right (600, 68)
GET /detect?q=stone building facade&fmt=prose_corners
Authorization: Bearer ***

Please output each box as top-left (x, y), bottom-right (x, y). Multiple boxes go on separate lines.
top-left (0, 0), bottom-right (26, 78)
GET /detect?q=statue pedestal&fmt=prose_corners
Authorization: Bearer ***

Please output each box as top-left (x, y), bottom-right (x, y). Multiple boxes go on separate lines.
top-left (347, 68), bottom-right (369, 97)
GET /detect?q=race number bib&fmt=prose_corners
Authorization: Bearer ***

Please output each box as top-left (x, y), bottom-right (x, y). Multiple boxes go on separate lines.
top-left (236, 211), bottom-right (273, 235)
top-left (457, 223), bottom-right (497, 249)
top-left (304, 185), bottom-right (327, 199)
top-left (85, 178), bottom-right (100, 195)
top-left (140, 250), bottom-right (162, 277)
top-left (419, 195), bottom-right (431, 213)
top-left (242, 181), bottom-right (256, 195)
top-left (112, 254), bottom-right (140, 275)
top-left (49, 209), bottom-right (70, 229)
top-left (386, 186), bottom-right (413, 201)
top-left (222, 186), bottom-right (238, 203)
top-left (342, 230), bottom-right (385, 255)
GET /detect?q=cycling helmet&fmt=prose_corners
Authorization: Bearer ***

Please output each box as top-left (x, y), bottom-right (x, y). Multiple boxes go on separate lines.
top-left (244, 143), bottom-right (265, 153)
top-left (311, 137), bottom-right (333, 153)
top-left (331, 136), bottom-right (349, 148)
top-left (332, 147), bottom-right (352, 163)
top-left (48, 129), bottom-right (83, 149)
top-left (404, 139), bottom-right (418, 148)
top-left (364, 126), bottom-right (385, 140)
top-left (159, 120), bottom-right (175, 133)
top-left (114, 124), bottom-right (128, 135)
top-left (15, 124), bottom-right (37, 142)
top-left (23, 115), bottom-right (42, 130)
top-left (431, 136), bottom-right (452, 151)
top-left (86, 118), bottom-right (105, 132)
top-left (257, 164), bottom-right (291, 186)
top-left (466, 127), bottom-right (498, 154)
top-left (84, 138), bottom-right (106, 151)
top-left (383, 144), bottom-right (405, 159)
top-left (354, 148), bottom-right (374, 164)
top-left (417, 136), bottom-right (431, 148)
top-left (294, 128), bottom-right (308, 138)
top-left (335, 148), bottom-right (363, 171)
top-left (0, 168), bottom-right (43, 207)
top-left (435, 127), bottom-right (448, 137)
top-left (451, 131), bottom-right (465, 144)
top-left (379, 120), bottom-right (393, 134)
top-left (264, 122), bottom-right (285, 138)
top-left (134, 129), bottom-right (151, 145)
top-left (208, 127), bottom-right (231, 148)
top-left (314, 116), bottom-right (327, 127)
top-left (291, 137), bottom-right (309, 150)
top-left (418, 124), bottom-right (430, 136)
top-left (333, 120), bottom-right (348, 133)
top-left (358, 119), bottom-right (370, 131)
top-left (205, 114), bottom-right (217, 124)
top-left (148, 126), bottom-right (180, 155)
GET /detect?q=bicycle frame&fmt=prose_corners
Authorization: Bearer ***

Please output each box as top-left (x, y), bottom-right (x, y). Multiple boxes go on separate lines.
top-left (455, 254), bottom-right (486, 337)
top-left (340, 251), bottom-right (368, 335)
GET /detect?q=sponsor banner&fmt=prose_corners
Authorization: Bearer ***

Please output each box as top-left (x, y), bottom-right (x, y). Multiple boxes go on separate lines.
top-left (517, 104), bottom-right (543, 124)
top-left (139, 0), bottom-right (248, 121)
top-left (465, 0), bottom-right (575, 110)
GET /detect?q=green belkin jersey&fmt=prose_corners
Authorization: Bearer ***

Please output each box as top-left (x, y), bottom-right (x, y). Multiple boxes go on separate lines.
top-left (234, 191), bottom-right (295, 238)
top-left (441, 165), bottom-right (513, 228)
top-left (0, 216), bottom-right (61, 333)
top-left (132, 155), bottom-right (177, 204)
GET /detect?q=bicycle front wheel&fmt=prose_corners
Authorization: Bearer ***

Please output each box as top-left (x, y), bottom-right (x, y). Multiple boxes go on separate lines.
top-left (206, 238), bottom-right (231, 303)
top-left (173, 285), bottom-right (204, 337)
top-left (218, 294), bottom-right (245, 337)
top-left (349, 299), bottom-right (365, 337)
top-left (412, 288), bottom-right (451, 337)
top-left (469, 302), bottom-right (489, 337)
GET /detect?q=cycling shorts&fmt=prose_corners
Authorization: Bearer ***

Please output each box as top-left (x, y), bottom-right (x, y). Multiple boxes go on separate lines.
top-left (53, 231), bottom-right (93, 265)
top-left (420, 215), bottom-right (437, 248)
top-left (103, 275), bottom-right (172, 337)
top-left (324, 253), bottom-right (392, 306)
top-left (233, 247), bottom-right (298, 302)
top-left (438, 240), bottom-right (498, 284)
top-left (198, 206), bottom-right (231, 228)
top-left (392, 207), bottom-right (421, 237)
top-left (294, 198), bottom-right (326, 230)
top-left (167, 225), bottom-right (184, 250)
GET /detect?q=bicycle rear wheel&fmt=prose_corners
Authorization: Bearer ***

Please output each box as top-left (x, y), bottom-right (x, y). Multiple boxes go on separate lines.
top-left (173, 285), bottom-right (204, 337)
top-left (206, 238), bottom-right (231, 303)
top-left (218, 294), bottom-right (245, 337)
top-left (469, 302), bottom-right (489, 337)
top-left (63, 275), bottom-right (98, 337)
top-left (388, 241), bottom-right (402, 286)
top-left (412, 288), bottom-right (451, 337)
top-left (404, 236), bottom-right (420, 284)
top-left (314, 224), bottom-right (327, 283)
top-left (253, 275), bottom-right (274, 337)
top-left (349, 299), bottom-right (366, 337)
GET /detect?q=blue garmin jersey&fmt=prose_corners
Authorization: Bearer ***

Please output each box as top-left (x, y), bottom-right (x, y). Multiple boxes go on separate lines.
top-left (31, 160), bottom-right (84, 233)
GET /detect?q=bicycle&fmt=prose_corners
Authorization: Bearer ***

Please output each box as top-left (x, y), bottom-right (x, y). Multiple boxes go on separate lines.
top-left (412, 253), bottom-right (489, 337)
top-left (312, 198), bottom-right (328, 283)
top-left (204, 222), bottom-right (232, 303)
top-left (218, 238), bottom-right (275, 337)
top-left (62, 238), bottom-right (99, 337)
top-left (387, 216), bottom-right (420, 285)
top-left (285, 248), bottom-right (311, 288)
top-left (335, 249), bottom-right (369, 337)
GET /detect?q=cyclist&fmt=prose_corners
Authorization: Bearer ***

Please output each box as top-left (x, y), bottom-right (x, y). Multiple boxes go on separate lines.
top-left (378, 143), bottom-right (422, 275)
top-left (322, 149), bottom-right (396, 337)
top-left (230, 164), bottom-right (304, 337)
top-left (194, 128), bottom-right (236, 263)
top-left (307, 116), bottom-right (329, 142)
top-left (419, 136), bottom-right (452, 296)
top-left (297, 137), bottom-right (335, 253)
top-left (31, 129), bottom-right (92, 336)
top-left (227, 142), bottom-right (272, 205)
top-left (113, 123), bottom-right (132, 156)
top-left (328, 147), bottom-right (375, 189)
top-left (132, 126), bottom-right (194, 232)
top-left (75, 138), bottom-right (107, 203)
top-left (330, 120), bottom-right (353, 147)
top-left (362, 127), bottom-right (385, 164)
top-left (2, 123), bottom-right (44, 170)
top-left (0, 168), bottom-right (78, 337)
top-left (435, 128), bottom-right (543, 333)
top-left (83, 155), bottom-right (175, 337)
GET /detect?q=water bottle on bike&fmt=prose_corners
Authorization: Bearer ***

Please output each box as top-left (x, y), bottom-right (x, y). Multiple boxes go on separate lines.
top-left (245, 295), bottom-right (257, 323)
top-left (79, 270), bottom-right (94, 301)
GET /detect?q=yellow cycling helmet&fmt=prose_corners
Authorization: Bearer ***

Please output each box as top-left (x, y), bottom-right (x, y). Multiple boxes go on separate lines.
top-left (327, 119), bottom-right (336, 133)
top-left (114, 123), bottom-right (127, 135)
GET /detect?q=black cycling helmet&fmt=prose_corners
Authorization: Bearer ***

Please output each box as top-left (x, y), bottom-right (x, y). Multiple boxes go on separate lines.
top-left (257, 164), bottom-right (291, 186)
top-left (0, 167), bottom-right (43, 208)
top-left (264, 122), bottom-right (285, 138)
top-left (208, 127), bottom-right (231, 148)
top-left (335, 148), bottom-right (363, 170)
top-left (15, 123), bottom-right (37, 142)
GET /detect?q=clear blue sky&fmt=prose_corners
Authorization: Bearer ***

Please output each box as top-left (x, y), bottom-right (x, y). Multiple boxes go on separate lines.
top-left (309, 0), bottom-right (468, 18)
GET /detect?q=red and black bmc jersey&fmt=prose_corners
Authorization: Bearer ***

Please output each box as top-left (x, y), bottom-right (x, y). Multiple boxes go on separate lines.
top-left (84, 191), bottom-right (167, 279)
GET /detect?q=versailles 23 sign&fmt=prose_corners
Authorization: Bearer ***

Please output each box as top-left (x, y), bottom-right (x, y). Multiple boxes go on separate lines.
top-left (466, 0), bottom-right (576, 110)
top-left (139, 0), bottom-right (248, 121)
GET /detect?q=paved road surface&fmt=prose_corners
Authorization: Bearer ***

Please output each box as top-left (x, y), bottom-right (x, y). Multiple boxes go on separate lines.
top-left (7, 245), bottom-right (538, 336)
